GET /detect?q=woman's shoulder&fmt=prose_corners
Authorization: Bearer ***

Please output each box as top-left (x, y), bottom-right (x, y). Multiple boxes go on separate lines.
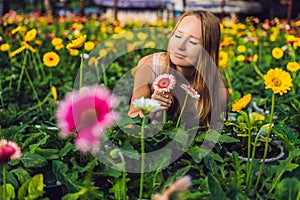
top-left (137, 52), bottom-right (167, 67)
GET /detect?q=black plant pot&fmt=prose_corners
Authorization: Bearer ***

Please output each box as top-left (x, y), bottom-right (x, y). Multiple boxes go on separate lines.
top-left (43, 184), bottom-right (68, 200)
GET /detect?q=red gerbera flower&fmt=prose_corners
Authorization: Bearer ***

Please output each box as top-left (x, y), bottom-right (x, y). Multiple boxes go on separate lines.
top-left (0, 139), bottom-right (22, 165)
top-left (153, 74), bottom-right (176, 93)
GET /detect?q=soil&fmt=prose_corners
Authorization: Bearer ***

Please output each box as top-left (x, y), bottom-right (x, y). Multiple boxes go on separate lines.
top-left (223, 142), bottom-right (282, 159)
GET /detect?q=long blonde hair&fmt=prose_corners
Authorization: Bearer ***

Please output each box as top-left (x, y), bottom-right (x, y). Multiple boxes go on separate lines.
top-left (166, 10), bottom-right (222, 126)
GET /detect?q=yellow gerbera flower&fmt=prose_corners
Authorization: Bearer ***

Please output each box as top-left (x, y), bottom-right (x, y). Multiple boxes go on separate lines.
top-left (66, 34), bottom-right (87, 50)
top-left (84, 41), bottom-right (95, 51)
top-left (237, 45), bottom-right (246, 53)
top-left (43, 52), bottom-right (60, 67)
top-left (24, 29), bottom-right (37, 42)
top-left (51, 37), bottom-right (63, 46)
top-left (144, 41), bottom-right (155, 48)
top-left (271, 47), bottom-right (283, 59)
top-left (264, 68), bottom-right (292, 95)
top-left (231, 94), bottom-right (252, 112)
top-left (0, 43), bottom-right (10, 52)
top-left (286, 61), bottom-right (300, 72)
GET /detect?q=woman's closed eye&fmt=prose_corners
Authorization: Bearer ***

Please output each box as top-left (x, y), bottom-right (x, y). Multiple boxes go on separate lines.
top-left (189, 39), bottom-right (199, 45)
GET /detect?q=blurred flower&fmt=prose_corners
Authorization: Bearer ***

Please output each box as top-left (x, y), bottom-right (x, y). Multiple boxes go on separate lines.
top-left (144, 41), bottom-right (155, 48)
top-left (51, 86), bottom-right (57, 101)
top-left (99, 49), bottom-right (107, 59)
top-left (133, 97), bottom-right (161, 115)
top-left (9, 46), bottom-right (26, 57)
top-left (286, 61), bottom-right (300, 72)
top-left (66, 34), bottom-right (87, 50)
top-left (264, 68), bottom-right (292, 95)
top-left (137, 32), bottom-right (148, 40)
top-left (43, 52), bottom-right (60, 67)
top-left (237, 45), bottom-right (246, 53)
top-left (56, 85), bottom-right (118, 153)
top-left (180, 84), bottom-right (200, 100)
top-left (251, 112), bottom-right (265, 121)
top-left (0, 139), bottom-right (22, 165)
top-left (51, 37), bottom-right (63, 46)
top-left (237, 55), bottom-right (246, 62)
top-left (153, 74), bottom-right (176, 93)
top-left (219, 50), bottom-right (229, 69)
top-left (24, 28), bottom-right (37, 42)
top-left (271, 47), bottom-right (284, 59)
top-left (153, 176), bottom-right (191, 200)
top-left (84, 41), bottom-right (95, 51)
top-left (232, 94), bottom-right (252, 112)
top-left (69, 49), bottom-right (80, 56)
top-left (0, 43), bottom-right (10, 52)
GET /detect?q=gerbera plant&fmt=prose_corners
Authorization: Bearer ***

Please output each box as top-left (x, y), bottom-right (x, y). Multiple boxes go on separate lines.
top-left (55, 85), bottom-right (119, 154)
top-left (133, 97), bottom-right (161, 200)
top-left (0, 139), bottom-right (22, 200)
top-left (254, 67), bottom-right (293, 193)
top-left (176, 84), bottom-right (200, 128)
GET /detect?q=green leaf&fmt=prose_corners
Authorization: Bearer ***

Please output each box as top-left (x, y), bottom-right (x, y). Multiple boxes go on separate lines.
top-left (11, 168), bottom-right (31, 185)
top-left (207, 173), bottom-right (229, 200)
top-left (21, 131), bottom-right (45, 149)
top-left (34, 148), bottom-right (59, 159)
top-left (62, 188), bottom-right (88, 200)
top-left (52, 160), bottom-right (82, 193)
top-left (291, 97), bottom-right (300, 111)
top-left (274, 178), bottom-right (300, 200)
top-left (18, 174), bottom-right (45, 200)
top-left (109, 178), bottom-right (129, 200)
top-left (59, 142), bottom-right (77, 157)
top-left (21, 153), bottom-right (48, 168)
top-left (0, 183), bottom-right (15, 200)
top-left (29, 135), bottom-right (50, 153)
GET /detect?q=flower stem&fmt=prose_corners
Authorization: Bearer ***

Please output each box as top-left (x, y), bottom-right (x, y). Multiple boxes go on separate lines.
top-left (101, 64), bottom-right (107, 87)
top-left (176, 94), bottom-right (188, 128)
top-left (24, 67), bottom-right (43, 112)
top-left (2, 165), bottom-right (6, 200)
top-left (254, 93), bottom-right (275, 193)
top-left (139, 117), bottom-right (147, 200)
top-left (118, 151), bottom-right (128, 200)
top-left (252, 62), bottom-right (264, 79)
top-left (79, 52), bottom-right (84, 89)
top-left (17, 50), bottom-right (28, 92)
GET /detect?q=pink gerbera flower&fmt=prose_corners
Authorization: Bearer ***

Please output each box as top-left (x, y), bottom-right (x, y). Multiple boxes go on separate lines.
top-left (56, 85), bottom-right (119, 153)
top-left (153, 73), bottom-right (176, 92)
top-left (180, 84), bottom-right (200, 100)
top-left (0, 139), bottom-right (22, 165)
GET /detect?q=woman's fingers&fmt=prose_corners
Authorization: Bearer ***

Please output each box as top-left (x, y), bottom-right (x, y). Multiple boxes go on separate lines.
top-left (151, 91), bottom-right (172, 110)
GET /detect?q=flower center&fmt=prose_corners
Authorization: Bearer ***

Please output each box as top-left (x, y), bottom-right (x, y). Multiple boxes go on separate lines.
top-left (272, 78), bottom-right (282, 86)
top-left (80, 108), bottom-right (99, 128)
top-left (157, 78), bottom-right (170, 88)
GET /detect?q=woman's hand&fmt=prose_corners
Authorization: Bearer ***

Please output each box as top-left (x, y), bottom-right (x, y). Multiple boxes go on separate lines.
top-left (151, 90), bottom-right (172, 110)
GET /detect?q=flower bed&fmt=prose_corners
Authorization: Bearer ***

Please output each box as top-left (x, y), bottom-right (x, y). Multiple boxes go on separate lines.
top-left (0, 12), bottom-right (300, 199)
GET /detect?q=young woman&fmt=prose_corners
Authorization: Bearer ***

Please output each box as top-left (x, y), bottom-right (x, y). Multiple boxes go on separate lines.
top-left (128, 10), bottom-right (229, 129)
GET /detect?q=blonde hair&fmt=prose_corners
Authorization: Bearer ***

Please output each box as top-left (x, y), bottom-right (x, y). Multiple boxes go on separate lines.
top-left (166, 10), bottom-right (222, 126)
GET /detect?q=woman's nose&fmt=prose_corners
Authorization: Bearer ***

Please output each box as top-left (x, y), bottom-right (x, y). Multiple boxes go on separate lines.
top-left (177, 37), bottom-right (188, 51)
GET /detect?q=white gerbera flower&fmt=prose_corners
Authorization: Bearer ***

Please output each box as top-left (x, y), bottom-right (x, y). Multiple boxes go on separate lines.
top-left (133, 97), bottom-right (161, 115)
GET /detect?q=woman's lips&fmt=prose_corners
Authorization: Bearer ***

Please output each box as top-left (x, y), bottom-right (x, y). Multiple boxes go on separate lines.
top-left (174, 52), bottom-right (186, 59)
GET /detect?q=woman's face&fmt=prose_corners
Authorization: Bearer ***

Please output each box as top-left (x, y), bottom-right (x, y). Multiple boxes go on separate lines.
top-left (169, 15), bottom-right (202, 67)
